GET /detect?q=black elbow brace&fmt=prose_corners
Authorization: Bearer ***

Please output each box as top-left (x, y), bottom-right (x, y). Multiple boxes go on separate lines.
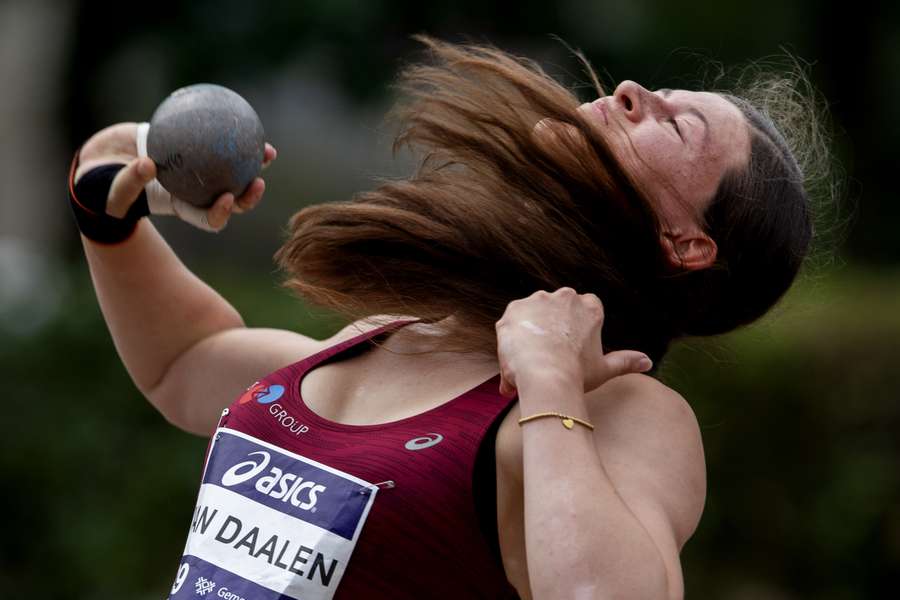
top-left (67, 150), bottom-right (150, 244)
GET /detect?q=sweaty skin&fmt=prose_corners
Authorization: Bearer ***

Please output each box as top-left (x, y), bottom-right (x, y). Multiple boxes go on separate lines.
top-left (519, 320), bottom-right (548, 336)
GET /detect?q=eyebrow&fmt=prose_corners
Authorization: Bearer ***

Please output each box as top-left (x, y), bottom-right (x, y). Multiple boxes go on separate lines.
top-left (658, 88), bottom-right (710, 144)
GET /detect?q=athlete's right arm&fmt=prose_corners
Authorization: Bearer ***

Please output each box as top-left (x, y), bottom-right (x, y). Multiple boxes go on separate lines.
top-left (75, 123), bottom-right (325, 436)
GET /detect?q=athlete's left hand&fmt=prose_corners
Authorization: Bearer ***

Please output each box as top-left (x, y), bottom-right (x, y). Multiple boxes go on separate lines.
top-left (495, 287), bottom-right (653, 398)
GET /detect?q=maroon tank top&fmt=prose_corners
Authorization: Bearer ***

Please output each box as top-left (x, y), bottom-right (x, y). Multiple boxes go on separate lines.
top-left (166, 320), bottom-right (521, 600)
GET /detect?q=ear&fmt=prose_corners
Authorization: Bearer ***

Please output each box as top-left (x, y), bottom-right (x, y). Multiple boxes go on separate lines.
top-left (661, 230), bottom-right (718, 271)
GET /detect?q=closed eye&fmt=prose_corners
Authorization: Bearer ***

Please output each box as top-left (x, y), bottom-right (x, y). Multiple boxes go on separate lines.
top-left (668, 118), bottom-right (683, 141)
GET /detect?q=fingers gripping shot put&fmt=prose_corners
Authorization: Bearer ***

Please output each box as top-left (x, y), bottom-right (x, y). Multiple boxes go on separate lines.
top-left (70, 37), bottom-right (826, 599)
top-left (147, 83), bottom-right (266, 208)
top-left (68, 83), bottom-right (268, 240)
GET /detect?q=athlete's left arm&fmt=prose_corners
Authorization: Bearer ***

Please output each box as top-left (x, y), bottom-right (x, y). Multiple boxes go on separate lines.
top-left (517, 371), bottom-right (706, 600)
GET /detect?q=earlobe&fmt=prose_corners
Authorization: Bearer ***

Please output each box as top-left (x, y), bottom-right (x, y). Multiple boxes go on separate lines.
top-left (661, 231), bottom-right (718, 271)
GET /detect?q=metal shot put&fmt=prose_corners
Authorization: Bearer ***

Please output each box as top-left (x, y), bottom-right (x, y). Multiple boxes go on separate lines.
top-left (147, 83), bottom-right (265, 208)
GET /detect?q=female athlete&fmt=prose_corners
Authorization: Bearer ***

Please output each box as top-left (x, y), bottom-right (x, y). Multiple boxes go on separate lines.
top-left (68, 38), bottom-right (820, 599)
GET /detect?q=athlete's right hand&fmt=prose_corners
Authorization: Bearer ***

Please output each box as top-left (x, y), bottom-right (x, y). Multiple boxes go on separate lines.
top-left (75, 122), bottom-right (277, 231)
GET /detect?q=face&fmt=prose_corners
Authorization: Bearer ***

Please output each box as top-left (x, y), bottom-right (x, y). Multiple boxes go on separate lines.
top-left (578, 81), bottom-right (751, 237)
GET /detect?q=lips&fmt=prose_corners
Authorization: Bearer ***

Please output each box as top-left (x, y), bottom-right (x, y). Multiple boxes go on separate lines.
top-left (592, 99), bottom-right (609, 125)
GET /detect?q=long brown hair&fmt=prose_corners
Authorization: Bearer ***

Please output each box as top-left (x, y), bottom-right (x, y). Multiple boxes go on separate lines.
top-left (275, 37), bottom-right (818, 364)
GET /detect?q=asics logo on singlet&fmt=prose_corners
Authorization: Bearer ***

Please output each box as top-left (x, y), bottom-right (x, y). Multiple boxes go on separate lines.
top-left (404, 433), bottom-right (444, 450)
top-left (220, 451), bottom-right (326, 510)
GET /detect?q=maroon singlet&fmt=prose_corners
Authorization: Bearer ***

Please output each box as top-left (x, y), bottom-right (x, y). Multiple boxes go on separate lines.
top-left (170, 319), bottom-right (520, 599)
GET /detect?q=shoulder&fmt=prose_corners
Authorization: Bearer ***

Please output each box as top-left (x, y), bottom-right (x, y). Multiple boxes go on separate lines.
top-left (217, 314), bottom-right (409, 363)
top-left (151, 315), bottom-right (407, 435)
top-left (315, 314), bottom-right (425, 352)
top-left (588, 372), bottom-right (699, 432)
top-left (197, 314), bottom-right (409, 368)
top-left (586, 373), bottom-right (707, 548)
top-left (330, 314), bottom-right (417, 339)
top-left (586, 373), bottom-right (701, 446)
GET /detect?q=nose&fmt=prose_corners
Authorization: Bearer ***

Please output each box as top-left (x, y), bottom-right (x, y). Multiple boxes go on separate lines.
top-left (613, 80), bottom-right (654, 123)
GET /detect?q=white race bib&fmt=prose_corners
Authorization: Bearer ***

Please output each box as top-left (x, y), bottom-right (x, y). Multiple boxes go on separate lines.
top-left (168, 429), bottom-right (378, 600)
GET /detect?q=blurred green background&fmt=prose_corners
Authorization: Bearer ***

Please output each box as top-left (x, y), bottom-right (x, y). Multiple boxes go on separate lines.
top-left (1, 0), bottom-right (898, 598)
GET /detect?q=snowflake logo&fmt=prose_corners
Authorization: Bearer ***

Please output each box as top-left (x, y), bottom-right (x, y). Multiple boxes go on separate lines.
top-left (194, 576), bottom-right (216, 596)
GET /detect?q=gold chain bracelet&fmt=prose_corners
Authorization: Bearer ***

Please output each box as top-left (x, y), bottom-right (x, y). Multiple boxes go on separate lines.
top-left (517, 412), bottom-right (594, 431)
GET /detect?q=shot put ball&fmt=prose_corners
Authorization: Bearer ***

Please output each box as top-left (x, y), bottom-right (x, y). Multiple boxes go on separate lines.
top-left (147, 83), bottom-right (265, 208)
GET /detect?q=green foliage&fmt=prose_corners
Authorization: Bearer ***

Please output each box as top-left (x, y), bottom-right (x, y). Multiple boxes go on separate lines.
top-left (0, 274), bottom-right (203, 598)
top-left (663, 267), bottom-right (900, 597)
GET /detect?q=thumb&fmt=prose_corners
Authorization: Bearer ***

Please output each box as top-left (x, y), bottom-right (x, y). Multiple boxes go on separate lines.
top-left (498, 373), bottom-right (517, 399)
top-left (602, 351), bottom-right (653, 379)
top-left (107, 157), bottom-right (156, 218)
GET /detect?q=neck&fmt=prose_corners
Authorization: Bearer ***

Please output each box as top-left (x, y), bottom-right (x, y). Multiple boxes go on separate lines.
top-left (372, 314), bottom-right (497, 364)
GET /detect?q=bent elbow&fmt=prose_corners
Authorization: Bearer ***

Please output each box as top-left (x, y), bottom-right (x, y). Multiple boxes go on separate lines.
top-left (146, 387), bottom-right (192, 434)
top-left (145, 380), bottom-right (214, 437)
